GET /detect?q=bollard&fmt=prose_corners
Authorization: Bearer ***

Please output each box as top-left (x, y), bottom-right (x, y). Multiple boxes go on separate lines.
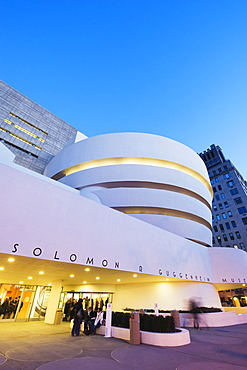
top-left (171, 310), bottom-right (180, 328)
top-left (129, 312), bottom-right (140, 345)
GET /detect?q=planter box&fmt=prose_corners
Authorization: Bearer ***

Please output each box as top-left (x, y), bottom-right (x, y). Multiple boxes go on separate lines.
top-left (97, 326), bottom-right (190, 346)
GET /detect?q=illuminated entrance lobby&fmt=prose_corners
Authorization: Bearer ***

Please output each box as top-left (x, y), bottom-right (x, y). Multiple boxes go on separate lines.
top-left (1, 132), bottom-right (247, 324)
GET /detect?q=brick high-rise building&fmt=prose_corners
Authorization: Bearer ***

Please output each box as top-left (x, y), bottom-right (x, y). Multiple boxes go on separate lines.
top-left (199, 144), bottom-right (247, 252)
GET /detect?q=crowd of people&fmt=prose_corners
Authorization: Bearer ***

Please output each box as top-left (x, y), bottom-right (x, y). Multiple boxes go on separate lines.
top-left (64, 297), bottom-right (107, 337)
top-left (0, 296), bottom-right (23, 319)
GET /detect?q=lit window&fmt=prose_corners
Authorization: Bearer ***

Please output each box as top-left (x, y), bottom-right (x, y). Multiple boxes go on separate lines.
top-left (227, 180), bottom-right (235, 188)
top-left (229, 233), bottom-right (234, 240)
top-left (219, 203), bottom-right (223, 210)
top-left (210, 179), bottom-right (214, 185)
top-left (215, 177), bottom-right (219, 183)
top-left (224, 173), bottom-right (230, 179)
top-left (224, 201), bottom-right (229, 208)
top-left (222, 213), bottom-right (227, 219)
top-left (216, 195), bottom-right (220, 201)
top-left (231, 221), bottom-right (237, 228)
top-left (213, 205), bottom-right (217, 211)
top-left (216, 214), bottom-right (221, 221)
top-left (227, 211), bottom-right (233, 217)
top-left (221, 193), bottom-right (226, 199)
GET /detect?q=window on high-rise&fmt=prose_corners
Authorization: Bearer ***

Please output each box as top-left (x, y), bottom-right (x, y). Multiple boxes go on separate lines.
top-left (218, 168), bottom-right (222, 173)
top-left (225, 222), bottom-right (231, 229)
top-left (227, 211), bottom-right (233, 217)
top-left (224, 173), bottom-right (230, 179)
top-left (229, 233), bottom-right (234, 240)
top-left (213, 205), bottom-right (217, 211)
top-left (230, 188), bottom-right (239, 195)
top-left (222, 213), bottom-right (227, 219)
top-left (217, 235), bottom-right (222, 243)
top-left (221, 193), bottom-right (226, 199)
top-left (224, 201), bottom-right (229, 208)
top-left (213, 187), bottom-right (217, 193)
top-left (218, 185), bottom-right (222, 191)
top-left (227, 180), bottom-right (235, 188)
top-left (224, 165), bottom-right (228, 171)
top-left (242, 217), bottom-right (247, 225)
top-left (216, 214), bottom-right (221, 221)
top-left (238, 206), bottom-right (247, 215)
top-left (215, 177), bottom-right (219, 183)
top-left (213, 225), bottom-right (218, 232)
top-left (235, 232), bottom-right (241, 239)
top-left (216, 195), bottom-right (220, 201)
top-left (210, 179), bottom-right (214, 185)
top-left (223, 234), bottom-right (228, 241)
top-left (239, 243), bottom-right (245, 250)
top-left (231, 221), bottom-right (237, 228)
top-left (219, 224), bottom-right (224, 231)
top-left (234, 197), bottom-right (243, 205)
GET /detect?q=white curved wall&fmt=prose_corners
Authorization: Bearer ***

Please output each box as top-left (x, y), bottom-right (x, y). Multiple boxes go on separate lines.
top-left (45, 133), bottom-right (212, 247)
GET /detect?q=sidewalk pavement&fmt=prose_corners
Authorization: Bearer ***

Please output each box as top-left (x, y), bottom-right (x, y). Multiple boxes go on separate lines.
top-left (0, 321), bottom-right (247, 369)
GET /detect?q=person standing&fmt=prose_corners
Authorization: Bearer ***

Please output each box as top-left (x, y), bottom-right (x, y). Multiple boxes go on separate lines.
top-left (71, 298), bottom-right (84, 336)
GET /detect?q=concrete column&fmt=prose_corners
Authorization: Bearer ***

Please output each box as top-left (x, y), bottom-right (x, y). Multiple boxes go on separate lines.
top-left (44, 280), bottom-right (62, 324)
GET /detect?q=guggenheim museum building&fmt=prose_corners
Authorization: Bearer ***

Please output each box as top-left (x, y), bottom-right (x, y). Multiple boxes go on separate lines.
top-left (0, 81), bottom-right (246, 324)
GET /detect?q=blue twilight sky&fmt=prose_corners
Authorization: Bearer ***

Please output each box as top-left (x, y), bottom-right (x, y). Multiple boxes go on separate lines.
top-left (1, 0), bottom-right (247, 177)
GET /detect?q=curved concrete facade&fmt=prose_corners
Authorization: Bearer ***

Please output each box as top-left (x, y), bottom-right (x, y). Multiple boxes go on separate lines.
top-left (45, 133), bottom-right (212, 246)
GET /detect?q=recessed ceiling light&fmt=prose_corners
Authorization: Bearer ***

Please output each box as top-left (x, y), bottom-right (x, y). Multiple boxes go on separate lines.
top-left (133, 274), bottom-right (137, 278)
top-left (8, 258), bottom-right (15, 262)
top-left (83, 281), bottom-right (87, 284)
top-left (243, 284), bottom-right (246, 286)
top-left (48, 283), bottom-right (52, 286)
top-left (28, 276), bottom-right (32, 280)
top-left (0, 267), bottom-right (4, 271)
top-left (166, 278), bottom-right (169, 281)
top-left (70, 274), bottom-right (75, 278)
top-left (117, 279), bottom-right (121, 282)
top-left (39, 271), bottom-right (44, 275)
top-left (96, 277), bottom-right (100, 280)
top-left (85, 268), bottom-right (90, 272)
top-left (19, 281), bottom-right (23, 284)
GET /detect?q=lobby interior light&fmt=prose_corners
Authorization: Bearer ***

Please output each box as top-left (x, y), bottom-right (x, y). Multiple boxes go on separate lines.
top-left (8, 258), bottom-right (15, 262)
top-left (70, 274), bottom-right (75, 277)
top-left (83, 281), bottom-right (87, 284)
top-left (117, 279), bottom-right (121, 282)
top-left (243, 284), bottom-right (246, 287)
top-left (28, 276), bottom-right (32, 279)
top-left (133, 274), bottom-right (137, 278)
top-left (19, 281), bottom-right (23, 284)
top-left (166, 278), bottom-right (170, 281)
top-left (96, 277), bottom-right (100, 280)
top-left (85, 268), bottom-right (90, 272)
top-left (48, 283), bottom-right (52, 286)
top-left (39, 271), bottom-right (44, 275)
top-left (0, 267), bottom-right (4, 270)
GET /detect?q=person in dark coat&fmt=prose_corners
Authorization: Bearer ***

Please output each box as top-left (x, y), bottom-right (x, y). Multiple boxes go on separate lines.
top-left (71, 298), bottom-right (84, 336)
top-left (84, 306), bottom-right (95, 332)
